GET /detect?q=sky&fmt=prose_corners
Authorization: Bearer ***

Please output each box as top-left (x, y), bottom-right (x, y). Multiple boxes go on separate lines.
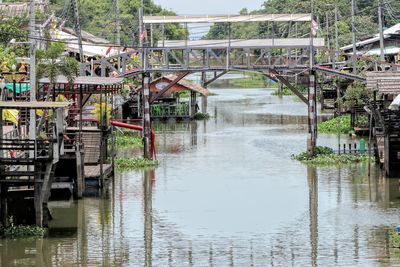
top-left (153, 0), bottom-right (264, 15)
top-left (153, 0), bottom-right (265, 39)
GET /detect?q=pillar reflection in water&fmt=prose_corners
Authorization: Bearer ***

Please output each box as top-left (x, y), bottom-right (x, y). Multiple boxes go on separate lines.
top-left (190, 122), bottom-right (198, 147)
top-left (307, 166), bottom-right (318, 267)
top-left (144, 169), bottom-right (155, 267)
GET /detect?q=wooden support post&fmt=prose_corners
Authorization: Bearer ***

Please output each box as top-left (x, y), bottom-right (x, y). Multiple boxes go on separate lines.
top-left (142, 73), bottom-right (151, 159)
top-left (269, 69), bottom-right (308, 105)
top-left (0, 184), bottom-right (7, 227)
top-left (307, 71), bottom-right (317, 158)
top-left (41, 163), bottom-right (53, 227)
top-left (99, 91), bottom-right (104, 187)
top-left (201, 72), bottom-right (208, 114)
top-left (76, 146), bottom-right (84, 198)
top-left (190, 91), bottom-right (197, 116)
top-left (34, 164), bottom-right (43, 227)
top-left (111, 93), bottom-right (116, 175)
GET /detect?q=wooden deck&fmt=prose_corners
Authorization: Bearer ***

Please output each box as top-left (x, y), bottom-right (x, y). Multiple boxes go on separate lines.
top-left (84, 164), bottom-right (113, 179)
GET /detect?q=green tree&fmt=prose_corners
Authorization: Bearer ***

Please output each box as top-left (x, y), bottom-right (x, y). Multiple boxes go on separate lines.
top-left (36, 42), bottom-right (79, 89)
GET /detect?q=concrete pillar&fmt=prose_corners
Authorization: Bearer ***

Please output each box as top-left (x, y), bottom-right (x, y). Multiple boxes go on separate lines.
top-left (307, 71), bottom-right (317, 157)
top-left (142, 73), bottom-right (151, 159)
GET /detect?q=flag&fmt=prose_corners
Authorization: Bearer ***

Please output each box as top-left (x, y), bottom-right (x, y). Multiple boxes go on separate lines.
top-left (139, 30), bottom-right (147, 42)
top-left (311, 20), bottom-right (319, 36)
top-left (105, 46), bottom-right (112, 56)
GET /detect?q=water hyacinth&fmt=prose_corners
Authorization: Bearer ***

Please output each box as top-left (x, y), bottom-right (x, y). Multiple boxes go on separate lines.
top-left (0, 225), bottom-right (47, 239)
top-left (115, 157), bottom-right (158, 170)
top-left (291, 146), bottom-right (372, 165)
top-left (318, 115), bottom-right (352, 134)
top-left (116, 136), bottom-right (143, 149)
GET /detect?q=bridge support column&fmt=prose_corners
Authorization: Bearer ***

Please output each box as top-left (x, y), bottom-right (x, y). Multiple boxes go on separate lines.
top-left (201, 72), bottom-right (208, 113)
top-left (142, 73), bottom-right (152, 159)
top-left (307, 71), bottom-right (317, 157)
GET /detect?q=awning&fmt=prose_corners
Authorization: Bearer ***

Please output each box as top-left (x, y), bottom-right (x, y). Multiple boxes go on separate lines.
top-left (365, 46), bottom-right (400, 56)
top-left (5, 83), bottom-right (31, 93)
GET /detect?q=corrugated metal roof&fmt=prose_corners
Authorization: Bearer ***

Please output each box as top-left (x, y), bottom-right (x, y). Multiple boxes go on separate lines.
top-left (0, 3), bottom-right (29, 18)
top-left (366, 71), bottom-right (400, 94)
top-left (157, 38), bottom-right (324, 49)
top-left (61, 27), bottom-right (111, 45)
top-left (164, 75), bottom-right (209, 96)
top-left (39, 76), bottom-right (124, 86)
top-left (150, 75), bottom-right (209, 96)
top-left (341, 23), bottom-right (400, 51)
top-left (144, 14), bottom-right (312, 24)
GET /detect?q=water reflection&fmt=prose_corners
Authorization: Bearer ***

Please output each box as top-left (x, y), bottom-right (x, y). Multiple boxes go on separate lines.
top-left (143, 169), bottom-right (154, 267)
top-left (308, 167), bottom-right (318, 267)
top-left (3, 89), bottom-right (400, 266)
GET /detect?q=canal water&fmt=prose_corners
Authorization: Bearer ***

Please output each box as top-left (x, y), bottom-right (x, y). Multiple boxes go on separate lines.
top-left (2, 89), bottom-right (400, 267)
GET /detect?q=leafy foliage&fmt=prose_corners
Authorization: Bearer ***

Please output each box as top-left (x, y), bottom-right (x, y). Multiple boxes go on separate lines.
top-left (48, 0), bottom-right (187, 46)
top-left (204, 0), bottom-right (391, 49)
top-left (36, 42), bottom-right (79, 88)
top-left (0, 45), bottom-right (17, 70)
top-left (116, 135), bottom-right (143, 148)
top-left (318, 115), bottom-right (351, 134)
top-left (343, 81), bottom-right (371, 110)
top-left (193, 112), bottom-right (210, 120)
top-left (0, 17), bottom-right (27, 46)
top-left (115, 157), bottom-right (158, 170)
top-left (391, 231), bottom-right (400, 248)
top-left (291, 145), bottom-right (371, 165)
top-left (0, 218), bottom-right (47, 238)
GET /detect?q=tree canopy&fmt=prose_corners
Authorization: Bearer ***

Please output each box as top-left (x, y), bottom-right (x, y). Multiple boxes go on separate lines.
top-left (204, 0), bottom-right (400, 49)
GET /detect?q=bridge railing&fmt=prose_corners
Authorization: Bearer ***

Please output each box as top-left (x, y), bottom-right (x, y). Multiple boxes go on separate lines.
top-left (83, 46), bottom-right (314, 77)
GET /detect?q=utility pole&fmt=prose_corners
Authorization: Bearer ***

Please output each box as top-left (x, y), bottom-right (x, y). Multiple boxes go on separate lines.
top-left (351, 0), bottom-right (357, 74)
top-left (334, 2), bottom-right (339, 64)
top-left (71, 0), bottom-right (84, 75)
top-left (115, 0), bottom-right (121, 69)
top-left (139, 0), bottom-right (144, 49)
top-left (308, 0), bottom-right (317, 158)
top-left (29, 1), bottom-right (36, 140)
top-left (378, 0), bottom-right (385, 62)
top-left (325, 11), bottom-right (330, 62)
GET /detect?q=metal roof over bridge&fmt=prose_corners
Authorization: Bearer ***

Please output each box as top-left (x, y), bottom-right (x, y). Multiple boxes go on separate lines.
top-left (144, 14), bottom-right (312, 24)
top-left (157, 38), bottom-right (324, 49)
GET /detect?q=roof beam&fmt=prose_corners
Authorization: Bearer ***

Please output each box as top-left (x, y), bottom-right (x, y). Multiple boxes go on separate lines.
top-left (150, 71), bottom-right (191, 103)
top-left (144, 14), bottom-right (312, 24)
top-left (268, 69), bottom-right (308, 105)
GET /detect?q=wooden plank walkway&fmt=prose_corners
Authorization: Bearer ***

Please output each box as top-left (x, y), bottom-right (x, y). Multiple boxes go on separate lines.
top-left (84, 164), bottom-right (112, 179)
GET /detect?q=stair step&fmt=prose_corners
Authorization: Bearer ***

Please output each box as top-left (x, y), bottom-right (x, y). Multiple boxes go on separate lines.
top-left (1, 171), bottom-right (36, 177)
top-left (0, 158), bottom-right (35, 165)
top-left (0, 179), bottom-right (43, 184)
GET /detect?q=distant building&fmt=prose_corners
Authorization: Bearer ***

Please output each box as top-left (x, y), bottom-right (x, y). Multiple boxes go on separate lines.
top-left (0, 2), bottom-right (48, 18)
top-left (341, 23), bottom-right (400, 63)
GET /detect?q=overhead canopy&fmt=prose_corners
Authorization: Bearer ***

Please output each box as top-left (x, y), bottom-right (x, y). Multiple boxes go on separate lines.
top-left (157, 38), bottom-right (325, 49)
top-left (365, 46), bottom-right (400, 56)
top-left (39, 76), bottom-right (124, 86)
top-left (144, 14), bottom-right (312, 24)
top-left (50, 29), bottom-right (120, 57)
top-left (5, 83), bottom-right (31, 93)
